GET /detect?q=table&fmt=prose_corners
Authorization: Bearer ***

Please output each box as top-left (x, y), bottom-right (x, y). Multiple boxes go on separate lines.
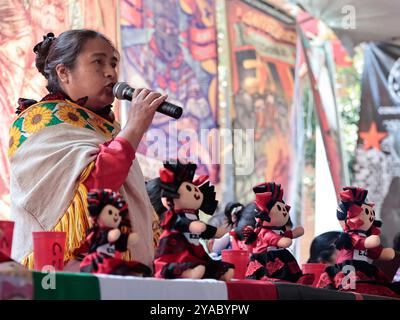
top-left (25, 272), bottom-right (396, 300)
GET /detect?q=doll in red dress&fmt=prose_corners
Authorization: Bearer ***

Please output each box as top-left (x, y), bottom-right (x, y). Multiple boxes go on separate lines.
top-left (317, 186), bottom-right (400, 297)
top-left (154, 160), bottom-right (234, 280)
top-left (79, 189), bottom-right (151, 276)
top-left (242, 182), bottom-right (313, 284)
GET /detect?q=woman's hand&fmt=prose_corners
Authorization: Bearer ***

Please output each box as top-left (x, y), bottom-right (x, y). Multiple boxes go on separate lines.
top-left (118, 88), bottom-right (168, 150)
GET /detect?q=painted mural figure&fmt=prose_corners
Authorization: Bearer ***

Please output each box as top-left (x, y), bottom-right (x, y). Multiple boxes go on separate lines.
top-left (122, 0), bottom-right (218, 180)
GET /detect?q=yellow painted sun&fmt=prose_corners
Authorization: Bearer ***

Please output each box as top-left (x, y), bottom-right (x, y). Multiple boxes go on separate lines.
top-left (8, 126), bottom-right (22, 158)
top-left (57, 104), bottom-right (86, 128)
top-left (23, 106), bottom-right (53, 134)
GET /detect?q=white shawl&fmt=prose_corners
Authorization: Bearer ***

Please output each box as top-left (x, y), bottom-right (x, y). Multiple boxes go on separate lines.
top-left (10, 122), bottom-right (154, 267)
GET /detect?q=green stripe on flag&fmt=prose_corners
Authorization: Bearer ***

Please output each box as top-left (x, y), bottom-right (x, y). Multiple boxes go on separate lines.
top-left (33, 271), bottom-right (101, 300)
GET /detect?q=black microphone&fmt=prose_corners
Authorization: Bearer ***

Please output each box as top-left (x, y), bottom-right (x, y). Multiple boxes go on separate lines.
top-left (113, 82), bottom-right (183, 119)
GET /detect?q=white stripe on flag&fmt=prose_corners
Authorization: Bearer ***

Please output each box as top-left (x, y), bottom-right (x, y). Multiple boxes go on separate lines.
top-left (96, 275), bottom-right (228, 300)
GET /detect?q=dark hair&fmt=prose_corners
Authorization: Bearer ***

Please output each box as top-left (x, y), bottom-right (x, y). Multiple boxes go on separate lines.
top-left (233, 202), bottom-right (258, 241)
top-left (34, 29), bottom-right (116, 93)
top-left (207, 209), bottom-right (227, 228)
top-left (159, 160), bottom-right (197, 199)
top-left (307, 231), bottom-right (341, 263)
top-left (145, 178), bottom-right (167, 216)
top-left (394, 232), bottom-right (400, 251)
top-left (336, 186), bottom-right (382, 229)
top-left (224, 202), bottom-right (244, 227)
top-left (87, 189), bottom-right (128, 219)
top-left (158, 160), bottom-right (218, 215)
top-left (252, 182), bottom-right (286, 223)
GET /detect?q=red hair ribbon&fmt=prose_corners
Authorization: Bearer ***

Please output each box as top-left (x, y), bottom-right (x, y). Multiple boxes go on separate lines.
top-left (254, 192), bottom-right (273, 212)
top-left (192, 175), bottom-right (208, 186)
top-left (159, 167), bottom-right (174, 183)
top-left (348, 204), bottom-right (362, 219)
top-left (340, 187), bottom-right (367, 203)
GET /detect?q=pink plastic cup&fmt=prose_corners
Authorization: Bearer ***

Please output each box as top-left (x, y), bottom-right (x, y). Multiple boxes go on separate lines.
top-left (302, 263), bottom-right (327, 286)
top-left (0, 220), bottom-right (15, 257)
top-left (221, 249), bottom-right (249, 280)
top-left (33, 231), bottom-right (66, 271)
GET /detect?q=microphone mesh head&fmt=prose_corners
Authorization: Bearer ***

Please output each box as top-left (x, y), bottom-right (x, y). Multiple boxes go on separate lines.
top-left (113, 82), bottom-right (129, 99)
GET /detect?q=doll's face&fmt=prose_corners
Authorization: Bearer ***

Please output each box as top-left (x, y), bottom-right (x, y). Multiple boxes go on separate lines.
top-left (98, 204), bottom-right (122, 229)
top-left (265, 201), bottom-right (290, 227)
top-left (357, 204), bottom-right (376, 231)
top-left (173, 182), bottom-right (204, 211)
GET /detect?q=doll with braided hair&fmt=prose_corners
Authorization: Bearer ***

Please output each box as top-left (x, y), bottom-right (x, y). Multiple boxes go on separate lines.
top-left (317, 186), bottom-right (400, 297)
top-left (79, 189), bottom-right (151, 276)
top-left (241, 182), bottom-right (313, 284)
top-left (154, 160), bottom-right (234, 280)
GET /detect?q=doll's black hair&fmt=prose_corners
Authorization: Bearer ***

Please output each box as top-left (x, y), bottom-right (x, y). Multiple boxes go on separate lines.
top-left (307, 231), bottom-right (342, 263)
top-left (252, 182), bottom-right (285, 223)
top-left (159, 160), bottom-right (196, 199)
top-left (336, 186), bottom-right (382, 230)
top-left (159, 160), bottom-right (218, 215)
top-left (87, 189), bottom-right (128, 219)
top-left (145, 178), bottom-right (167, 217)
top-left (233, 183), bottom-right (288, 240)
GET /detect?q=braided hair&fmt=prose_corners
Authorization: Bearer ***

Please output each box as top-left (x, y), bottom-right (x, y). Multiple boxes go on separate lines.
top-left (336, 186), bottom-right (381, 250)
top-left (145, 177), bottom-right (166, 217)
top-left (253, 182), bottom-right (288, 224)
top-left (307, 231), bottom-right (341, 263)
top-left (224, 202), bottom-right (244, 227)
top-left (33, 29), bottom-right (117, 94)
top-left (158, 160), bottom-right (218, 215)
top-left (336, 186), bottom-right (381, 230)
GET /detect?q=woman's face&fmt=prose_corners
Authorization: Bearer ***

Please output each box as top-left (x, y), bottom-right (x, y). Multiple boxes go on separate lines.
top-left (61, 37), bottom-right (119, 110)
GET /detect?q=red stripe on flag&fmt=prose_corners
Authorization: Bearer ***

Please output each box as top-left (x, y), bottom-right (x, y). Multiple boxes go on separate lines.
top-left (226, 280), bottom-right (278, 300)
top-left (353, 292), bottom-right (364, 300)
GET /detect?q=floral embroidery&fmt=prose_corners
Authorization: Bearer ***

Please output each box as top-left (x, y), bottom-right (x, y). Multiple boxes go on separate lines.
top-left (57, 103), bottom-right (86, 127)
top-left (8, 100), bottom-right (118, 158)
top-left (8, 126), bottom-right (22, 158)
top-left (22, 106), bottom-right (53, 134)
